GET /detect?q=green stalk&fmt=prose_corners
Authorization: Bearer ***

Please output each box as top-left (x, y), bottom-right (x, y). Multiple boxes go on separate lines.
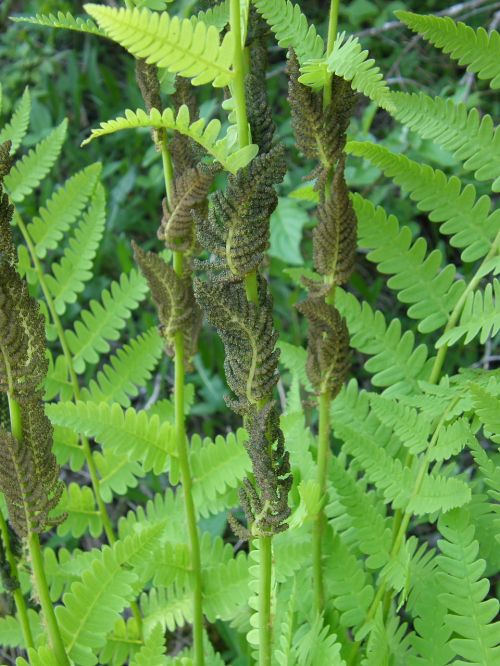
top-left (8, 395), bottom-right (70, 665)
top-left (323, 0), bottom-right (341, 109)
top-left (0, 512), bottom-right (34, 650)
top-left (12, 211), bottom-right (144, 633)
top-left (259, 536), bottom-right (273, 666)
top-left (160, 134), bottom-right (205, 666)
top-left (312, 389), bottom-right (332, 613)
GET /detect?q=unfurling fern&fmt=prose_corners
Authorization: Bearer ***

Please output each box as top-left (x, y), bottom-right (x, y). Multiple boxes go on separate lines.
top-left (133, 243), bottom-right (201, 364)
top-left (195, 146), bottom-right (286, 279)
top-left (295, 296), bottom-right (350, 397)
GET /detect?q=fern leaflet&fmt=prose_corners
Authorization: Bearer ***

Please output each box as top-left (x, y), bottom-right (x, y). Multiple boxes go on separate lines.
top-left (388, 92), bottom-right (500, 191)
top-left (0, 87), bottom-right (30, 152)
top-left (130, 624), bottom-right (167, 666)
top-left (56, 483), bottom-right (103, 539)
top-left (82, 105), bottom-right (257, 174)
top-left (12, 11), bottom-right (106, 36)
top-left (84, 4), bottom-right (234, 87)
top-left (397, 11), bottom-right (500, 89)
top-left (93, 449), bottom-right (144, 502)
top-left (4, 119), bottom-right (67, 202)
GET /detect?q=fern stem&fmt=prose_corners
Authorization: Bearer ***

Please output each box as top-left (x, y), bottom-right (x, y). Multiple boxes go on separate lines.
top-left (0, 512), bottom-right (35, 651)
top-left (312, 389), bottom-right (332, 613)
top-left (12, 210), bottom-right (144, 633)
top-left (428, 229), bottom-right (500, 384)
top-left (160, 134), bottom-right (175, 210)
top-left (259, 536), bottom-right (273, 666)
top-left (7, 394), bottom-right (70, 665)
top-left (323, 0), bottom-right (340, 109)
top-left (230, 0), bottom-right (250, 149)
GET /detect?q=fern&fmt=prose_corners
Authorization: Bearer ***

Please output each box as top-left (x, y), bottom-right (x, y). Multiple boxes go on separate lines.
top-left (142, 585), bottom-right (193, 634)
top-left (46, 401), bottom-right (176, 474)
top-left (84, 4), bottom-right (234, 87)
top-left (82, 105), bottom-right (258, 174)
top-left (27, 163), bottom-right (102, 259)
top-left (4, 119), bottom-right (67, 203)
top-left (388, 91), bottom-right (500, 191)
top-left (397, 11), bottom-right (500, 89)
top-left (299, 32), bottom-right (392, 108)
top-left (80, 327), bottom-right (163, 407)
top-left (65, 269), bottom-right (148, 373)
top-left (469, 383), bottom-right (500, 444)
top-left (253, 0), bottom-right (324, 63)
top-left (437, 279), bottom-right (500, 348)
top-left (353, 193), bottom-right (466, 332)
top-left (436, 509), bottom-right (500, 665)
top-left (12, 11), bottom-right (106, 37)
top-left (44, 184), bottom-right (106, 316)
top-left (193, 2), bottom-right (229, 32)
top-left (130, 624), bottom-right (167, 666)
top-left (347, 140), bottom-right (500, 262)
top-left (0, 87), bottom-right (31, 153)
top-left (56, 483), bottom-right (103, 539)
top-left (93, 450), bottom-right (144, 502)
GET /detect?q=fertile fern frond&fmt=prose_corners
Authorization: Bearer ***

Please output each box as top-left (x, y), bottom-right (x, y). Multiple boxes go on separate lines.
top-left (169, 76), bottom-right (201, 174)
top-left (45, 184), bottom-right (106, 316)
top-left (436, 509), bottom-right (500, 665)
top-left (133, 243), bottom-right (200, 361)
top-left (194, 278), bottom-right (279, 409)
top-left (299, 32), bottom-right (392, 109)
top-left (0, 402), bottom-right (64, 538)
top-left (12, 11), bottom-right (106, 37)
top-left (65, 269), bottom-right (148, 373)
top-left (253, 0), bottom-right (324, 63)
top-left (437, 279), bottom-right (500, 348)
top-left (336, 422), bottom-right (471, 515)
top-left (397, 11), bottom-right (500, 89)
top-left (295, 296), bottom-right (350, 396)
top-left (347, 141), bottom-right (500, 262)
top-left (26, 163), bottom-right (101, 259)
top-left (82, 105), bottom-right (258, 174)
top-left (4, 119), bottom-right (67, 203)
top-left (157, 164), bottom-right (216, 252)
top-left (313, 159), bottom-right (357, 281)
top-left (46, 400), bottom-right (176, 474)
top-left (288, 50), bottom-right (356, 167)
top-left (84, 4), bottom-right (234, 87)
top-left (195, 146), bottom-right (286, 278)
top-left (388, 92), bottom-right (500, 191)
top-left (245, 35), bottom-right (276, 155)
top-left (353, 194), bottom-right (466, 333)
top-left (335, 288), bottom-right (434, 394)
top-left (0, 87), bottom-right (31, 153)
top-left (80, 327), bottom-right (163, 407)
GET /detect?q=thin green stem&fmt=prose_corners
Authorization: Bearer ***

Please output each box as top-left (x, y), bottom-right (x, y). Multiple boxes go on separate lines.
top-left (230, 0), bottom-right (250, 150)
top-left (323, 0), bottom-right (341, 109)
top-left (8, 395), bottom-right (70, 664)
top-left (13, 211), bottom-right (143, 633)
top-left (259, 536), bottom-right (273, 666)
top-left (312, 390), bottom-right (332, 613)
top-left (0, 513), bottom-right (34, 651)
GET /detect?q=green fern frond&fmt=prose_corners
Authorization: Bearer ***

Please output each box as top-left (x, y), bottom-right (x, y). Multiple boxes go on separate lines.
top-left (336, 422), bottom-right (471, 515)
top-left (436, 509), bottom-right (500, 665)
top-left (65, 269), bottom-right (148, 373)
top-left (299, 32), bottom-right (392, 108)
top-left (397, 11), bottom-right (500, 89)
top-left (80, 327), bottom-right (163, 407)
top-left (203, 552), bottom-right (250, 622)
top-left (27, 163), bottom-right (102, 259)
top-left (335, 288), bottom-right (434, 394)
top-left (347, 141), bottom-right (500, 262)
top-left (293, 613), bottom-right (346, 665)
top-left (353, 194), bottom-right (466, 333)
top-left (118, 489), bottom-right (186, 544)
top-left (142, 585), bottom-right (192, 634)
top-left (193, 1), bottom-right (229, 32)
top-left (12, 11), bottom-right (105, 36)
top-left (99, 617), bottom-right (141, 666)
top-left (56, 546), bottom-right (137, 666)
top-left (4, 119), bottom-right (67, 202)
top-left (46, 401), bottom-right (176, 474)
top-left (253, 0), bottom-right (324, 63)
top-left (93, 450), bottom-right (144, 502)
top-left (388, 92), bottom-right (500, 191)
top-left (0, 609), bottom-right (41, 649)
top-left (189, 429), bottom-right (250, 516)
top-left (82, 106), bottom-right (258, 174)
top-left (16, 646), bottom-right (59, 666)
top-left (437, 279), bottom-right (500, 348)
top-left (84, 4), bottom-right (234, 87)
top-left (369, 394), bottom-right (432, 455)
top-left (52, 423), bottom-right (85, 471)
top-left (130, 624), bottom-right (167, 666)
top-left (469, 383), bottom-right (500, 444)
top-left (0, 87), bottom-right (31, 153)
top-left (44, 184), bottom-right (106, 316)
top-left (56, 483), bottom-right (103, 539)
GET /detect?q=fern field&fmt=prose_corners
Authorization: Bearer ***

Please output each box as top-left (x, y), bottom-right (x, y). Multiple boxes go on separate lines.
top-left (0, 0), bottom-right (499, 664)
